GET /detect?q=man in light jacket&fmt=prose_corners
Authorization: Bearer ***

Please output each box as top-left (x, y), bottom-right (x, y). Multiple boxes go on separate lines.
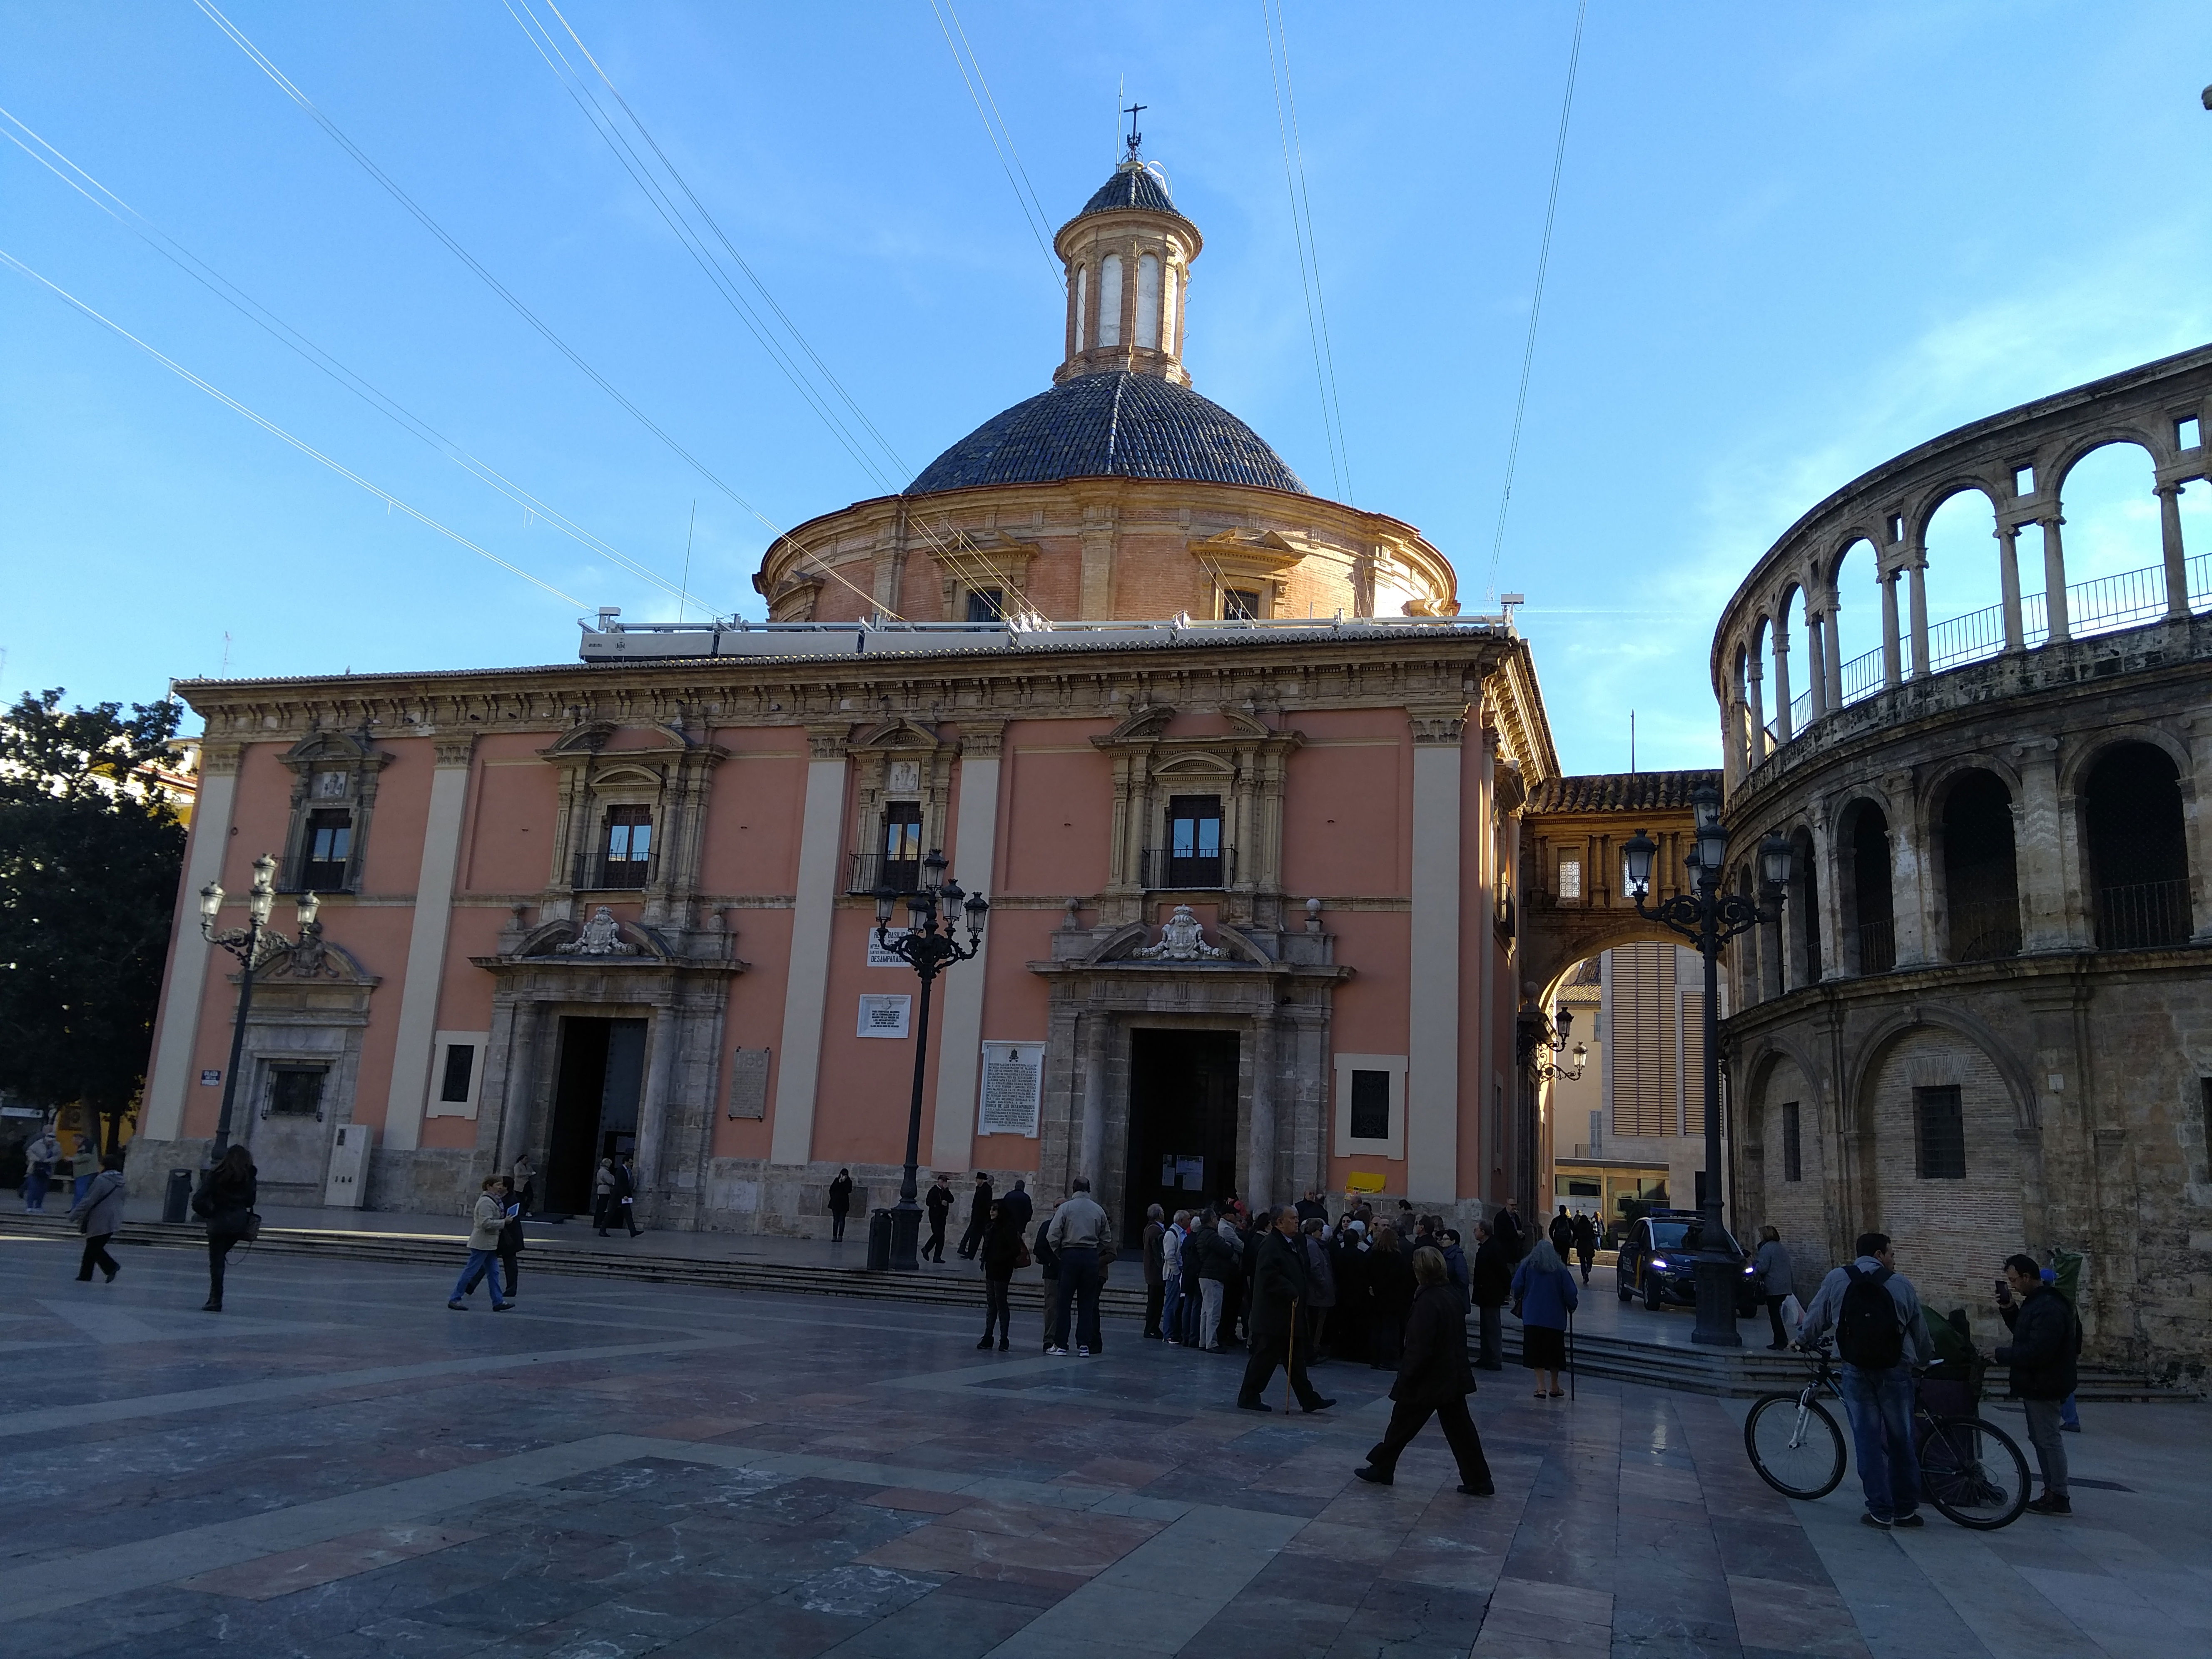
top-left (1044, 1178), bottom-right (1112, 1356)
top-left (70, 1152), bottom-right (128, 1282)
top-left (1800, 1232), bottom-right (1929, 1529)
top-left (22, 1125), bottom-right (61, 1212)
top-left (449, 1177), bottom-right (515, 1311)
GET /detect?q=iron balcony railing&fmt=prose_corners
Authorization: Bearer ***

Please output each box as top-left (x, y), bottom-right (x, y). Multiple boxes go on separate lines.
top-left (1139, 846), bottom-right (1236, 891)
top-left (846, 852), bottom-right (922, 897)
top-left (2092, 879), bottom-right (2192, 950)
top-left (1856, 917), bottom-right (1897, 974)
top-left (1759, 548), bottom-right (2210, 753)
top-left (1946, 898), bottom-right (2022, 963)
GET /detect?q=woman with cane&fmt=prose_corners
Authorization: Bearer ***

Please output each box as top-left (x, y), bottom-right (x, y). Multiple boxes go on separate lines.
top-left (1512, 1237), bottom-right (1579, 1399)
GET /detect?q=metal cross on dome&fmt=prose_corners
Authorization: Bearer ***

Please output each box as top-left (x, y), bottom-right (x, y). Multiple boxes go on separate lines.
top-left (1123, 102), bottom-right (1147, 159)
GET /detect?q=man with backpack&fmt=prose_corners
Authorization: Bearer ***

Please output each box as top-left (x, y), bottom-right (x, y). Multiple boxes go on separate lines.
top-left (1798, 1231), bottom-right (1930, 1530)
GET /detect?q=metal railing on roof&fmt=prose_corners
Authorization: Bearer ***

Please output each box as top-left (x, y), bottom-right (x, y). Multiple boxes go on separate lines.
top-left (1757, 551), bottom-right (2208, 754)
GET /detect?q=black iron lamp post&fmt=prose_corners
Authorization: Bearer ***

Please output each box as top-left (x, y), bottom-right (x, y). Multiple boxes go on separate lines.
top-left (873, 849), bottom-right (989, 1271)
top-left (1526, 1006), bottom-right (1588, 1084)
top-left (1622, 786), bottom-right (1791, 1348)
top-left (198, 854), bottom-right (321, 1162)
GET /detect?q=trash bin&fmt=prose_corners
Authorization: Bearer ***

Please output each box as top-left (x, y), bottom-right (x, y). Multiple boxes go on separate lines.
top-left (163, 1168), bottom-right (195, 1225)
top-left (866, 1207), bottom-right (894, 1271)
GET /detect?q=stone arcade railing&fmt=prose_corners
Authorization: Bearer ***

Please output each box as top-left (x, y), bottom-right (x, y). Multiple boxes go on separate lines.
top-left (1764, 550), bottom-right (2211, 751)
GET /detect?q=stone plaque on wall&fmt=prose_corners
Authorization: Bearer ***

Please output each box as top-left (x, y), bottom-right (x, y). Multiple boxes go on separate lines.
top-left (979, 1041), bottom-right (1044, 1137)
top-left (857, 995), bottom-right (912, 1039)
top-left (727, 1047), bottom-right (770, 1118)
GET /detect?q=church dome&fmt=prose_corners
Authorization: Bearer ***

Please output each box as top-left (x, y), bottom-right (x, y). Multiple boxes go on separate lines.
top-left (1075, 163), bottom-right (1181, 221)
top-left (906, 370), bottom-right (1308, 497)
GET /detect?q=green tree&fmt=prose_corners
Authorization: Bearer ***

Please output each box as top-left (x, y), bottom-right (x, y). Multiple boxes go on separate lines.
top-left (0, 688), bottom-right (187, 1147)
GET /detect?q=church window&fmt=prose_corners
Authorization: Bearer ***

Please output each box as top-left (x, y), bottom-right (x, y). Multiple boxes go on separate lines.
top-left (1098, 255), bottom-right (1123, 348)
top-left (600, 805), bottom-right (652, 889)
top-left (966, 587), bottom-right (1005, 623)
top-left (882, 802), bottom-right (923, 894)
top-left (1162, 262), bottom-right (1178, 352)
top-left (267, 1065), bottom-right (326, 1118)
top-left (439, 1044), bottom-right (476, 1105)
top-left (1221, 587), bottom-right (1260, 621)
top-left (302, 810), bottom-right (352, 891)
top-left (1074, 264), bottom-right (1089, 351)
top-left (1914, 1086), bottom-right (1966, 1179)
top-left (1136, 253), bottom-right (1161, 348)
top-left (1781, 1101), bottom-right (1801, 1182)
top-left (1163, 795), bottom-right (1224, 888)
top-left (1349, 1071), bottom-right (1390, 1141)
top-left (1557, 857), bottom-right (1582, 899)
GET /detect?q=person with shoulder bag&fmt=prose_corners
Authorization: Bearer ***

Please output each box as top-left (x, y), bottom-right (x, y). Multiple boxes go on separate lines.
top-left (70, 1152), bottom-right (129, 1283)
top-left (191, 1145), bottom-right (259, 1313)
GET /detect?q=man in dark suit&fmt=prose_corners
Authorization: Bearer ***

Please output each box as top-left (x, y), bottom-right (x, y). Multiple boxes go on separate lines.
top-left (1470, 1220), bottom-right (1513, 1370)
top-left (1355, 1245), bottom-right (1494, 1495)
top-left (1236, 1206), bottom-right (1336, 1414)
top-left (1000, 1178), bottom-right (1034, 1234)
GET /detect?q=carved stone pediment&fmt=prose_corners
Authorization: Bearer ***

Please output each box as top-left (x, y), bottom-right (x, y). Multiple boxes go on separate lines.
top-left (1133, 904), bottom-right (1226, 960)
top-left (514, 910), bottom-right (672, 961)
top-left (257, 926), bottom-right (378, 986)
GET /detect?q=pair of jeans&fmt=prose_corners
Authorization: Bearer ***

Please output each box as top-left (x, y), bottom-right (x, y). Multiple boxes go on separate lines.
top-left (1838, 1363), bottom-right (1919, 1519)
top-left (982, 1273), bottom-right (1012, 1345)
top-left (2021, 1398), bottom-right (2069, 1497)
top-left (1366, 1394), bottom-right (1493, 1488)
top-left (1475, 1303), bottom-right (1503, 1368)
top-left (1051, 1248), bottom-right (1102, 1350)
top-left (24, 1172), bottom-right (48, 1211)
top-left (1159, 1275), bottom-right (1180, 1338)
top-left (1199, 1279), bottom-right (1226, 1349)
top-left (452, 1249), bottom-right (507, 1304)
top-left (77, 1233), bottom-right (120, 1280)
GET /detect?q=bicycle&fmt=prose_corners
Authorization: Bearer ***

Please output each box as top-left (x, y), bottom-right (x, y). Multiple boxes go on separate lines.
top-left (1742, 1343), bottom-right (2030, 1529)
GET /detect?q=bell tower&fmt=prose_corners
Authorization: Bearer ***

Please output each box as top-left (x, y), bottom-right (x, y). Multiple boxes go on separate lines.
top-left (1054, 118), bottom-right (1201, 388)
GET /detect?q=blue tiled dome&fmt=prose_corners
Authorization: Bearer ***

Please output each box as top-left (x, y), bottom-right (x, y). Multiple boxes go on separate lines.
top-left (906, 372), bottom-right (1309, 498)
top-left (1076, 163), bottom-right (1181, 221)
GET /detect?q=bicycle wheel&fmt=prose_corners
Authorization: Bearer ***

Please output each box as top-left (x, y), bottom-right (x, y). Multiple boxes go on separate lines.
top-left (1918, 1415), bottom-right (2030, 1529)
top-left (1744, 1392), bottom-right (1847, 1500)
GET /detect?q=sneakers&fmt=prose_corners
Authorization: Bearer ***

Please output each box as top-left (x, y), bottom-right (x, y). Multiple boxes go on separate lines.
top-left (1353, 1465), bottom-right (1392, 1486)
top-left (1046, 1346), bottom-right (1070, 1356)
top-left (2027, 1493), bottom-right (2073, 1516)
top-left (448, 1300), bottom-right (467, 1311)
top-left (1859, 1512), bottom-right (1891, 1529)
top-left (1077, 1345), bottom-right (1092, 1357)
top-left (1457, 1483), bottom-right (1496, 1497)
top-left (1890, 1511), bottom-right (1925, 1529)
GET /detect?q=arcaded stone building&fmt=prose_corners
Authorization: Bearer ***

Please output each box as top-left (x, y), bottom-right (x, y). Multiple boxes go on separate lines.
top-left (1710, 344), bottom-right (2212, 1379)
top-left (135, 155), bottom-right (1558, 1242)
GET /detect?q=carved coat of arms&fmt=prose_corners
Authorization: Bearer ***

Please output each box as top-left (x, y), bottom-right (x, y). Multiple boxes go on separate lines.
top-left (1133, 904), bottom-right (1226, 961)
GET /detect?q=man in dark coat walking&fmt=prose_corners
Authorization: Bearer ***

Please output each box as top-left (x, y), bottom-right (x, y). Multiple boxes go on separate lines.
top-left (1141, 1205), bottom-right (1168, 1339)
top-left (1236, 1206), bottom-right (1335, 1413)
top-left (608, 1154), bottom-right (642, 1236)
top-left (1355, 1245), bottom-right (1494, 1495)
top-left (1470, 1219), bottom-right (1513, 1370)
top-left (957, 1173), bottom-right (994, 1259)
top-left (827, 1168), bottom-right (854, 1243)
top-left (922, 1175), bottom-right (954, 1263)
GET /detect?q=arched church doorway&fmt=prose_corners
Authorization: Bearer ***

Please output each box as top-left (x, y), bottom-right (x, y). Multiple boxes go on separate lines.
top-left (1121, 1028), bottom-right (1240, 1242)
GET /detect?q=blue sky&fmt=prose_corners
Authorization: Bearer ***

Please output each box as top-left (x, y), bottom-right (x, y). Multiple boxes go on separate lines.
top-left (4, 2), bottom-right (2208, 772)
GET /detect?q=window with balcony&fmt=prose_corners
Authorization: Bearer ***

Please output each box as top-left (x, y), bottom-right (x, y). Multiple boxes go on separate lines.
top-left (881, 801), bottom-right (923, 894)
top-left (1158, 795), bottom-right (1224, 888)
top-left (600, 805), bottom-right (652, 889)
top-left (302, 809), bottom-right (352, 891)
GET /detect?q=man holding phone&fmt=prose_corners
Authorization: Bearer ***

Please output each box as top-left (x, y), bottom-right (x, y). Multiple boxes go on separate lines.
top-left (1995, 1254), bottom-right (2080, 1516)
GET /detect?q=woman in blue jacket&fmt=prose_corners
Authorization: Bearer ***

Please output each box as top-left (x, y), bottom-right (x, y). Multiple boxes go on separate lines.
top-left (1511, 1238), bottom-right (1580, 1398)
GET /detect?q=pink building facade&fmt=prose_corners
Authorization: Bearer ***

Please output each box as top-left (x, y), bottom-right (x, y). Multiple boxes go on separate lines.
top-left (134, 157), bottom-right (1562, 1238)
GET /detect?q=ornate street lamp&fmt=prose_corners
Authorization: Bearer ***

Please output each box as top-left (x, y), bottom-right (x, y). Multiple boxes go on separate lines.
top-left (199, 854), bottom-right (321, 1161)
top-left (1524, 1005), bottom-right (1587, 1084)
top-left (873, 849), bottom-right (989, 1271)
top-left (1622, 784), bottom-right (1791, 1348)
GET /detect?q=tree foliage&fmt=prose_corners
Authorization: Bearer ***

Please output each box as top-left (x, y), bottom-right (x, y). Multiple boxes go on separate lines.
top-left (0, 689), bottom-right (188, 1118)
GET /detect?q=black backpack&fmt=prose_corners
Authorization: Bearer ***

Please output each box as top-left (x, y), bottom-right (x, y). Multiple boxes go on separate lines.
top-left (1837, 1264), bottom-right (1904, 1368)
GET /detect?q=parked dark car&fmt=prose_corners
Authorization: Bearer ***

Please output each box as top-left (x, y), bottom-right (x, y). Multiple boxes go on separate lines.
top-left (1615, 1209), bottom-right (1758, 1315)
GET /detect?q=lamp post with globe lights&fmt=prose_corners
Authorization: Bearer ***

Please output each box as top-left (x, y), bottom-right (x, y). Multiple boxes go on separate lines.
top-left (197, 854), bottom-right (322, 1161)
top-left (1620, 786), bottom-right (1792, 1348)
top-left (873, 849), bottom-right (989, 1271)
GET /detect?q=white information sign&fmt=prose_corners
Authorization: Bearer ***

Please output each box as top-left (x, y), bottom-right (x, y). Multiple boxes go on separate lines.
top-left (857, 994), bottom-right (912, 1039)
top-left (978, 1041), bottom-right (1044, 1137)
top-left (866, 927), bottom-right (911, 969)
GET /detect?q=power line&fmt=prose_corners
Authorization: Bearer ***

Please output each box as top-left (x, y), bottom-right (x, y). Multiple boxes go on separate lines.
top-left (0, 103), bottom-right (711, 615)
top-left (1260, 0), bottom-right (1350, 502)
top-left (0, 247), bottom-right (584, 606)
top-left (513, 0), bottom-right (1038, 619)
top-left (189, 0), bottom-right (895, 622)
top-left (924, 0), bottom-right (1063, 293)
top-left (1483, 0), bottom-right (1588, 600)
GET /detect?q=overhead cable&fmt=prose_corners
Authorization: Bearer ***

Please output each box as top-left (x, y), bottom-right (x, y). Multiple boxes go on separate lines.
top-left (0, 247), bottom-right (583, 606)
top-left (188, 0), bottom-right (897, 620)
top-left (0, 103), bottom-right (711, 616)
top-left (1483, 0), bottom-right (1588, 600)
top-left (1260, 0), bottom-right (1351, 503)
top-left (924, 0), bottom-right (1064, 293)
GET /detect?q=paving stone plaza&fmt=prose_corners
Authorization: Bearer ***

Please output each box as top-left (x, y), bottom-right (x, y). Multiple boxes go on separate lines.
top-left (2, 1234), bottom-right (2207, 1659)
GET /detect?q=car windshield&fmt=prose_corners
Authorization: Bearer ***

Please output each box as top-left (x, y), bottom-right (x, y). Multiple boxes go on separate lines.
top-left (1647, 1222), bottom-right (1690, 1250)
